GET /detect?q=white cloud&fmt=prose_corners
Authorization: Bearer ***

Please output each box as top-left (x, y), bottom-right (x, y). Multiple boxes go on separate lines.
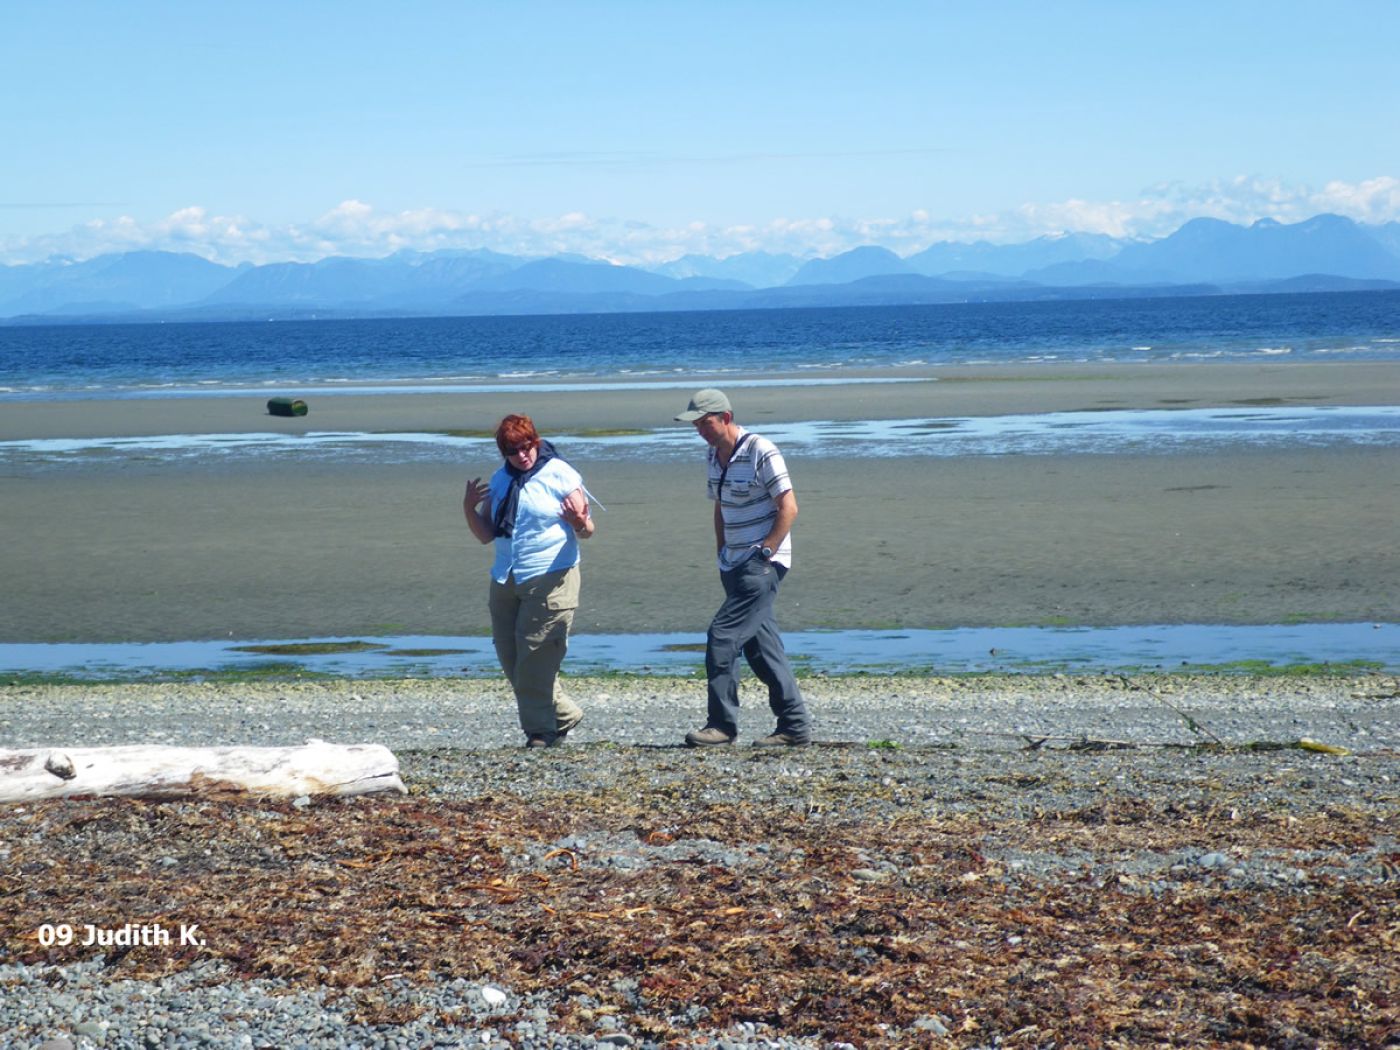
top-left (1313, 176), bottom-right (1400, 224)
top-left (2, 176), bottom-right (1398, 267)
top-left (1003, 175), bottom-right (1400, 243)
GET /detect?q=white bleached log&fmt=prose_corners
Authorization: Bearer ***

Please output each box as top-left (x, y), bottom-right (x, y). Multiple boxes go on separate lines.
top-left (0, 739), bottom-right (406, 803)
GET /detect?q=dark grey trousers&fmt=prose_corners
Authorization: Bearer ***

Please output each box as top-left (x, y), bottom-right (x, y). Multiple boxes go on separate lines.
top-left (704, 556), bottom-right (810, 739)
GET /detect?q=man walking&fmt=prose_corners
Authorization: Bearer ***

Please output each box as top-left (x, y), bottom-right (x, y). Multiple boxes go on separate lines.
top-left (675, 388), bottom-right (812, 747)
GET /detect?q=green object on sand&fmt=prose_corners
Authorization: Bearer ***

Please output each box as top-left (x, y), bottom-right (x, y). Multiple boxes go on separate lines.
top-left (267, 397), bottom-right (309, 417)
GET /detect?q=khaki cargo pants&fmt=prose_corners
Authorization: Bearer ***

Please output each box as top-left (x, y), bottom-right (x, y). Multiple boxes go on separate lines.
top-left (488, 564), bottom-right (584, 737)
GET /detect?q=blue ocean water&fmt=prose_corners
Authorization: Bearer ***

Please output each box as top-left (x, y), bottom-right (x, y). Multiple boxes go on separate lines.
top-left (2, 290), bottom-right (1399, 398)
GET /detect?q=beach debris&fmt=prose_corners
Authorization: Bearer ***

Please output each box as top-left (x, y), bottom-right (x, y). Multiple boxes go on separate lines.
top-left (4, 787), bottom-right (1392, 1047)
top-left (1296, 737), bottom-right (1351, 756)
top-left (1116, 675), bottom-right (1227, 745)
top-left (1, 754), bottom-right (1394, 1048)
top-left (543, 847), bottom-right (581, 870)
top-left (1243, 738), bottom-right (1354, 755)
top-left (480, 985), bottom-right (508, 1007)
top-left (850, 867), bottom-right (892, 883)
top-left (266, 396), bottom-right (309, 417)
top-left (977, 731), bottom-right (1148, 750)
top-left (0, 739), bottom-right (405, 803)
top-left (42, 751), bottom-right (76, 780)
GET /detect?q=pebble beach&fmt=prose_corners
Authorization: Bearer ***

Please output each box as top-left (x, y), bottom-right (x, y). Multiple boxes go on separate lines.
top-left (2, 673), bottom-right (1397, 1048)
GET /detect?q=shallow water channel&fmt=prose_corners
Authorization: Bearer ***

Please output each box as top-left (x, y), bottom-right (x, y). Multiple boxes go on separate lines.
top-left (2, 622), bottom-right (1395, 680)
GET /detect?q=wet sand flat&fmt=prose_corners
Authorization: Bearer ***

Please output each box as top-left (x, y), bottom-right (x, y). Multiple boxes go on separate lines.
top-left (1, 362), bottom-right (1397, 643)
top-left (4, 360), bottom-right (1400, 441)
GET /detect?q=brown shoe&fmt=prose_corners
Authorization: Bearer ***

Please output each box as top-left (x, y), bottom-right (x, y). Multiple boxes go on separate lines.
top-left (754, 731), bottom-right (812, 747)
top-left (525, 734), bottom-right (555, 749)
top-left (685, 726), bottom-right (735, 747)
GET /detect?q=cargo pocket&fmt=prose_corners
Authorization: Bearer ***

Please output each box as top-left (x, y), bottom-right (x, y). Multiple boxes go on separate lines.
top-left (545, 565), bottom-right (581, 611)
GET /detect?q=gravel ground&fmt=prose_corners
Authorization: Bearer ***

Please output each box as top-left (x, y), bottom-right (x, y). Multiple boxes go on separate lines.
top-left (1, 673), bottom-right (1397, 1049)
top-left (2, 671), bottom-right (1397, 753)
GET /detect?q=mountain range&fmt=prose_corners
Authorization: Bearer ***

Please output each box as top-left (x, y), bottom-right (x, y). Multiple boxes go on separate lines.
top-left (3, 213), bottom-right (1398, 323)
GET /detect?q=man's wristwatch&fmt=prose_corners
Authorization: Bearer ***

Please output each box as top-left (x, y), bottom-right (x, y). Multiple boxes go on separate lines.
top-left (760, 545), bottom-right (774, 560)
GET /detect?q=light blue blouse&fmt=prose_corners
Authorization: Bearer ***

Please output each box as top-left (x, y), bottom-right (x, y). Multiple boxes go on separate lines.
top-left (487, 457), bottom-right (584, 583)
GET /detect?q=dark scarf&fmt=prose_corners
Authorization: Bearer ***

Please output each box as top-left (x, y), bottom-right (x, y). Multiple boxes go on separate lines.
top-left (493, 439), bottom-right (558, 538)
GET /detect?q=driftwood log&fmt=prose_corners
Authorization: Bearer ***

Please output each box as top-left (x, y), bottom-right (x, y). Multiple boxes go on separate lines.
top-left (0, 739), bottom-right (406, 803)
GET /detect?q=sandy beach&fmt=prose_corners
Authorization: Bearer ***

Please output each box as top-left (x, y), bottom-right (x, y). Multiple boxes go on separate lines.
top-left (2, 363), bottom-right (1397, 1045)
top-left (1, 361), bottom-right (1397, 643)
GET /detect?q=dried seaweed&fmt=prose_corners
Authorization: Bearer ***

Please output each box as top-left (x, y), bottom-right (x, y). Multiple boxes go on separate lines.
top-left (2, 754), bottom-right (1396, 1047)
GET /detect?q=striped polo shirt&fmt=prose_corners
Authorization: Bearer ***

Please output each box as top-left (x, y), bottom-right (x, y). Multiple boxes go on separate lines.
top-left (707, 427), bottom-right (794, 571)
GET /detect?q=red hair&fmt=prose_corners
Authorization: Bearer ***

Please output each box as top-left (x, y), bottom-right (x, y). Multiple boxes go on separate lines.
top-left (495, 414), bottom-right (539, 457)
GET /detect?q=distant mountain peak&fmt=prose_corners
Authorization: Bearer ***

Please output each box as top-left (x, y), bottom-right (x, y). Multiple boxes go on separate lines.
top-left (4, 213), bottom-right (1400, 321)
top-left (1034, 212), bottom-right (1400, 285)
top-left (787, 245), bottom-right (914, 286)
top-left (649, 250), bottom-right (802, 286)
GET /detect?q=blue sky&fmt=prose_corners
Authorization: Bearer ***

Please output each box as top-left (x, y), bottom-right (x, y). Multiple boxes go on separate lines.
top-left (4, 1), bottom-right (1399, 266)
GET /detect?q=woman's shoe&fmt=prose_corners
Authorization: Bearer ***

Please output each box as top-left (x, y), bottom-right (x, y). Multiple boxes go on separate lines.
top-left (754, 730), bottom-right (811, 747)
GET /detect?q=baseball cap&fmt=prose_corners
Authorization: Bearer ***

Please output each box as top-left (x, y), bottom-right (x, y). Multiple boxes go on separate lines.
top-left (674, 388), bottom-right (731, 421)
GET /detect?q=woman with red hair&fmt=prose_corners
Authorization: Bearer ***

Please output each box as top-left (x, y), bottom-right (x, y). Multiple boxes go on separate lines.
top-left (464, 414), bottom-right (595, 747)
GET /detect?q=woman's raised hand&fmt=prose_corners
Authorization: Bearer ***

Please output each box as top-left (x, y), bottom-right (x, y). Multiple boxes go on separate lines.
top-left (560, 488), bottom-right (590, 532)
top-left (464, 477), bottom-right (489, 516)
